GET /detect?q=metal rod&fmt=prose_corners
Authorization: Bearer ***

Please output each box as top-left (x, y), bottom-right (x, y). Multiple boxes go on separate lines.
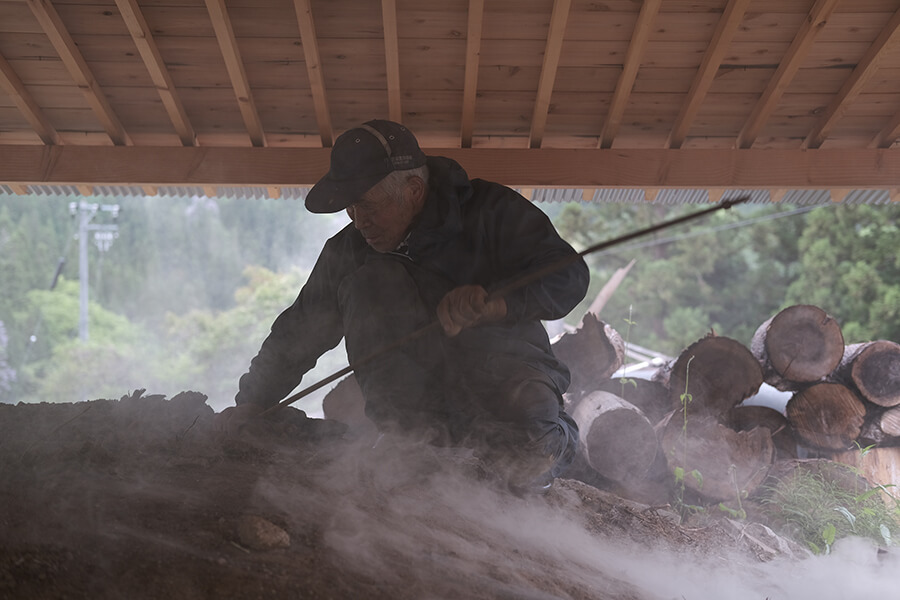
top-left (260, 195), bottom-right (750, 416)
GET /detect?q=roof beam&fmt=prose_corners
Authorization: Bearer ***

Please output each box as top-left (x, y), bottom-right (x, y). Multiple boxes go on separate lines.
top-left (529, 0), bottom-right (572, 149)
top-left (805, 7), bottom-right (900, 149)
top-left (460, 0), bottom-right (485, 148)
top-left (293, 0), bottom-right (333, 146)
top-left (871, 110), bottom-right (900, 149)
top-left (204, 0), bottom-right (266, 147)
top-left (26, 0), bottom-right (131, 146)
top-left (381, 0), bottom-right (402, 122)
top-left (667, 0), bottom-right (752, 149)
top-left (599, 0), bottom-right (661, 149)
top-left (737, 0), bottom-right (840, 149)
top-left (3, 146), bottom-right (900, 190)
top-left (115, 0), bottom-right (196, 147)
top-left (0, 51), bottom-right (61, 145)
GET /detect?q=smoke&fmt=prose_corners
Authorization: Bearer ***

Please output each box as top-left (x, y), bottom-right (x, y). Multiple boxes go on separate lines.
top-left (249, 432), bottom-right (899, 600)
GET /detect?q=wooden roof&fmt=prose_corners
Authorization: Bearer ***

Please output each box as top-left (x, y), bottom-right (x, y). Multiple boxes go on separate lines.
top-left (2, 0), bottom-right (900, 198)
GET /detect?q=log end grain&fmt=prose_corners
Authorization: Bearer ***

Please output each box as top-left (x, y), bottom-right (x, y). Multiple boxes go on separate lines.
top-left (764, 305), bottom-right (844, 383)
top-left (785, 383), bottom-right (866, 450)
top-left (667, 336), bottom-right (763, 419)
top-left (851, 340), bottom-right (900, 407)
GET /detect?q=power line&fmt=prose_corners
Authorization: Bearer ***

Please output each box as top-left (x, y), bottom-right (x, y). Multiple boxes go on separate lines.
top-left (589, 205), bottom-right (820, 258)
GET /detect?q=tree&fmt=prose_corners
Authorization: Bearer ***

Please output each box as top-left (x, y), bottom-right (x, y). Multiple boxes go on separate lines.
top-left (0, 322), bottom-right (15, 401)
top-left (550, 201), bottom-right (807, 355)
top-left (160, 266), bottom-right (347, 412)
top-left (786, 204), bottom-right (900, 343)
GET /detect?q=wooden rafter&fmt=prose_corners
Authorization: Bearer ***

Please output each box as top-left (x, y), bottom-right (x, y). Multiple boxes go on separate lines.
top-left (381, 0), bottom-right (402, 122)
top-left (460, 0), bottom-right (485, 148)
top-left (667, 0), bottom-right (752, 149)
top-left (871, 110), bottom-right (900, 149)
top-left (204, 0), bottom-right (266, 147)
top-left (599, 0), bottom-right (661, 149)
top-left (115, 0), bottom-right (196, 147)
top-left (25, 0), bottom-right (131, 146)
top-left (529, 0), bottom-right (572, 149)
top-left (805, 7), bottom-right (900, 150)
top-left (0, 51), bottom-right (61, 145)
top-left (737, 0), bottom-right (840, 149)
top-left (4, 146), bottom-right (900, 190)
top-left (293, 0), bottom-right (333, 147)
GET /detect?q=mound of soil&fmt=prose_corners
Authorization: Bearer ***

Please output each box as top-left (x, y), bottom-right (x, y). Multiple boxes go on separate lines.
top-left (0, 391), bottom-right (809, 599)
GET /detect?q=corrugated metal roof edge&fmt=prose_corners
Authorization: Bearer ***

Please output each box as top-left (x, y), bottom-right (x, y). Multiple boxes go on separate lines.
top-left (0, 185), bottom-right (895, 205)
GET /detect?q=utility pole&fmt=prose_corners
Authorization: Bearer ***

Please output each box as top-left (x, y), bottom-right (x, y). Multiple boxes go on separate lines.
top-left (69, 201), bottom-right (119, 342)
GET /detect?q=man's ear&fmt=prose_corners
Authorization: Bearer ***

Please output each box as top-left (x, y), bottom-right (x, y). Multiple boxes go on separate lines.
top-left (404, 175), bottom-right (426, 203)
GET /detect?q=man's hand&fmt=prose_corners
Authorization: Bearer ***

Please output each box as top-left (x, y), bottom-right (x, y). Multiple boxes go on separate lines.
top-left (213, 403), bottom-right (264, 435)
top-left (436, 285), bottom-right (507, 337)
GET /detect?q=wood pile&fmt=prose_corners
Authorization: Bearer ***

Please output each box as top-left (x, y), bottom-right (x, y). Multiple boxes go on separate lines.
top-left (559, 305), bottom-right (900, 508)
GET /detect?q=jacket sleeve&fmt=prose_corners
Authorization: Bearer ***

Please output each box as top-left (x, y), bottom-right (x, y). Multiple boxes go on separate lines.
top-left (479, 183), bottom-right (589, 323)
top-left (235, 241), bottom-right (347, 409)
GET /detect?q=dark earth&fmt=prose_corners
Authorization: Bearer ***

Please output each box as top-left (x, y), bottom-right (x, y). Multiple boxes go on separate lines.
top-left (0, 390), bottom-right (894, 599)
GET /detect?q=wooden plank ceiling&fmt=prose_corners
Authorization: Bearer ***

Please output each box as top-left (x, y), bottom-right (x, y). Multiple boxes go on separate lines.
top-left (1, 0), bottom-right (900, 198)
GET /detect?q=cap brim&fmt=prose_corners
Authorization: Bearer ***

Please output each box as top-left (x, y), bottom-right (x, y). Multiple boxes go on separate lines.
top-left (305, 171), bottom-right (386, 214)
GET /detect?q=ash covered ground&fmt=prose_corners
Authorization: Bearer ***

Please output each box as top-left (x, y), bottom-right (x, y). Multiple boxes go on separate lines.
top-left (1, 391), bottom-right (896, 599)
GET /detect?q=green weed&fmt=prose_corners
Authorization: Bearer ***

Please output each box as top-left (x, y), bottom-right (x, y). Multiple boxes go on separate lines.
top-left (761, 464), bottom-right (900, 554)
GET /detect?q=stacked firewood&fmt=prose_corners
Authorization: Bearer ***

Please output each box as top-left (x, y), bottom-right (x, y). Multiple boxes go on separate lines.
top-left (556, 306), bottom-right (900, 505)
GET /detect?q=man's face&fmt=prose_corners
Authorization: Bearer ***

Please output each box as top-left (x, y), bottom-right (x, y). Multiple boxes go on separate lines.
top-left (346, 177), bottom-right (421, 253)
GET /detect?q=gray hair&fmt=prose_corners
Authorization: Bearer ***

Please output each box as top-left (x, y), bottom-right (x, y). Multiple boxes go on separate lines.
top-left (372, 164), bottom-right (429, 199)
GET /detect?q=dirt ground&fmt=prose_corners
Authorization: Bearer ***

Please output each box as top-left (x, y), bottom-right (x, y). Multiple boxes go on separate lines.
top-left (0, 390), bottom-right (881, 600)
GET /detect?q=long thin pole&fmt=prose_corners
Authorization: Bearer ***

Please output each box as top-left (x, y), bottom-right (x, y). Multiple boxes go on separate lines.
top-left (260, 196), bottom-right (750, 416)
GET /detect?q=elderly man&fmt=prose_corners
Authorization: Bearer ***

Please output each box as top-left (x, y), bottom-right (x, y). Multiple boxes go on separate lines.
top-left (218, 119), bottom-right (589, 493)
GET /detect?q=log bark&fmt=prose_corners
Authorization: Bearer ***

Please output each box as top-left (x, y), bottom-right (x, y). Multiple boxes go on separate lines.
top-left (596, 377), bottom-right (671, 426)
top-left (750, 305), bottom-right (844, 391)
top-left (551, 313), bottom-right (625, 396)
top-left (664, 335), bottom-right (763, 421)
top-left (571, 390), bottom-right (658, 483)
top-left (785, 383), bottom-right (866, 451)
top-left (729, 405), bottom-right (797, 459)
top-left (661, 411), bottom-right (774, 502)
top-left (831, 340), bottom-right (900, 408)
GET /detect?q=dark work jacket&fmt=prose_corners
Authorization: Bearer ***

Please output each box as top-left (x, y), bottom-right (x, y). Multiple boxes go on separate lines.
top-left (236, 156), bottom-right (590, 408)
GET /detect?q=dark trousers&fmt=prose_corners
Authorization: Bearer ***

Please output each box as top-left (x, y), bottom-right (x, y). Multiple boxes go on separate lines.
top-left (337, 254), bottom-right (578, 481)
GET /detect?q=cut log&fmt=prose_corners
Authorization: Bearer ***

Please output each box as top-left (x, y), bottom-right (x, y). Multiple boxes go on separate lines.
top-left (551, 313), bottom-right (625, 396)
top-left (596, 377), bottom-right (670, 426)
top-left (571, 390), bottom-right (658, 483)
top-left (664, 335), bottom-right (763, 421)
top-left (661, 411), bottom-right (774, 502)
top-left (785, 383), bottom-right (866, 451)
top-left (750, 305), bottom-right (844, 391)
top-left (729, 405), bottom-right (797, 459)
top-left (830, 340), bottom-right (900, 408)
top-left (881, 405), bottom-right (900, 438)
top-left (833, 446), bottom-right (900, 492)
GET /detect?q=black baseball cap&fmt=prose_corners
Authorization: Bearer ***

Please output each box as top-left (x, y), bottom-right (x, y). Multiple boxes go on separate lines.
top-left (305, 119), bottom-right (427, 213)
